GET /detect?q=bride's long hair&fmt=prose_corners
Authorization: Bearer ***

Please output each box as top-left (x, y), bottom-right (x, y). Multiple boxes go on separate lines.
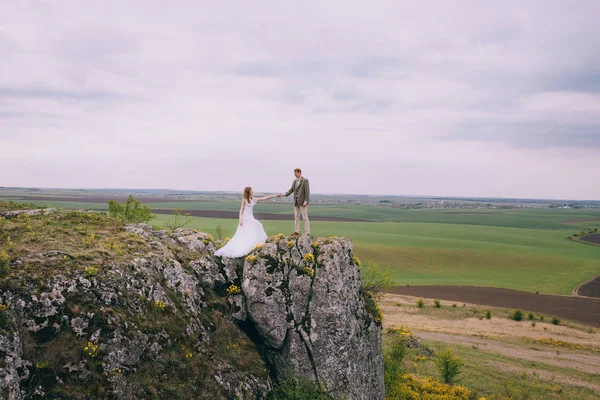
top-left (243, 187), bottom-right (252, 203)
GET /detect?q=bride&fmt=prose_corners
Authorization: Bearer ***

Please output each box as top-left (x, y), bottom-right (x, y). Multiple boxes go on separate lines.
top-left (215, 187), bottom-right (279, 258)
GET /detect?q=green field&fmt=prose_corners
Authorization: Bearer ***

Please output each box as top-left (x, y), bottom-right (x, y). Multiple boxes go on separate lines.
top-left (149, 211), bottom-right (600, 296)
top-left (4, 195), bottom-right (600, 295)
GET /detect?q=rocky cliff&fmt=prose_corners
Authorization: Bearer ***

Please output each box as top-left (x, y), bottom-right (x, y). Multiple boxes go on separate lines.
top-left (0, 210), bottom-right (384, 399)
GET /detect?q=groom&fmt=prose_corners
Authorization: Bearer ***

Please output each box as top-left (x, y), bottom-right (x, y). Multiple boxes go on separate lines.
top-left (278, 168), bottom-right (310, 236)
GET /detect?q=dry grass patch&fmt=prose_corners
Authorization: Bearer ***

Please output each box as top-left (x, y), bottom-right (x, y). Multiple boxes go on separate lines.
top-left (0, 211), bottom-right (154, 283)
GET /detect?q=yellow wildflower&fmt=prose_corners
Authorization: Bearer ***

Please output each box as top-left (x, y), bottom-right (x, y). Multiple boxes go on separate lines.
top-left (245, 255), bottom-right (257, 263)
top-left (84, 341), bottom-right (99, 357)
top-left (226, 284), bottom-right (241, 295)
top-left (287, 240), bottom-right (294, 249)
top-left (304, 253), bottom-right (315, 264)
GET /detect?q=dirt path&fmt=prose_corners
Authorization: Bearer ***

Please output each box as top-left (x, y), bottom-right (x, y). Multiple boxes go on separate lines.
top-left (573, 275), bottom-right (600, 298)
top-left (483, 361), bottom-right (600, 393)
top-left (412, 330), bottom-right (600, 375)
top-left (388, 286), bottom-right (600, 326)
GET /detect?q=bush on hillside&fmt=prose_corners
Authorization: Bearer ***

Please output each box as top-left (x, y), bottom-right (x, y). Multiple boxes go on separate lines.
top-left (359, 262), bottom-right (393, 301)
top-left (436, 349), bottom-right (464, 384)
top-left (386, 374), bottom-right (471, 400)
top-left (165, 208), bottom-right (192, 231)
top-left (108, 195), bottom-right (154, 223)
top-left (511, 310), bottom-right (524, 321)
top-left (384, 331), bottom-right (408, 392)
top-left (359, 262), bottom-right (393, 324)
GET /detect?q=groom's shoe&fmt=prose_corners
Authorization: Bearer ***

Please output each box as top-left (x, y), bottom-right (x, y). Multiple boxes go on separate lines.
top-left (291, 232), bottom-right (299, 237)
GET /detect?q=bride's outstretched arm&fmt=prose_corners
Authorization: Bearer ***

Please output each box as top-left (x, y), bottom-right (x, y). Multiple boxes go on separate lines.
top-left (239, 200), bottom-right (245, 226)
top-left (256, 194), bottom-right (278, 202)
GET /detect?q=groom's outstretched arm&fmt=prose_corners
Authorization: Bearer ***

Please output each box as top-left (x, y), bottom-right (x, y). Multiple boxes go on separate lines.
top-left (284, 181), bottom-right (294, 197)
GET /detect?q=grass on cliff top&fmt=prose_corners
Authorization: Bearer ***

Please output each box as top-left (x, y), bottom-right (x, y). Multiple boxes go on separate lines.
top-left (1, 208), bottom-right (271, 398)
top-left (0, 210), bottom-right (153, 284)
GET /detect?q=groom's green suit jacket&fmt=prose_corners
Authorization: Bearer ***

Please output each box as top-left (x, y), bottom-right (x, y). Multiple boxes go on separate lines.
top-left (285, 177), bottom-right (310, 206)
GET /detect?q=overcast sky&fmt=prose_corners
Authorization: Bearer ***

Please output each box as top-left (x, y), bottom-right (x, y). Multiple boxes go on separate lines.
top-left (1, 1), bottom-right (599, 200)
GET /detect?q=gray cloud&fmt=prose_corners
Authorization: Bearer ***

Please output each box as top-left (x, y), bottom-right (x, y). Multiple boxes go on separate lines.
top-left (0, 86), bottom-right (120, 101)
top-left (1, 0), bottom-right (600, 199)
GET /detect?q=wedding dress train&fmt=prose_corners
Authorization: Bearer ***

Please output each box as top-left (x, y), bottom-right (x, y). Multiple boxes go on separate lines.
top-left (214, 198), bottom-right (268, 258)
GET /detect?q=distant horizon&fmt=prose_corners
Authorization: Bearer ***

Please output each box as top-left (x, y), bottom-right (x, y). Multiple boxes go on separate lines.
top-left (1, 186), bottom-right (598, 203)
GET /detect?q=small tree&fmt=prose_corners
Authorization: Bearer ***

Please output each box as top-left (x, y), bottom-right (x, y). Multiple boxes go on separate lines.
top-left (108, 195), bottom-right (154, 223)
top-left (165, 209), bottom-right (192, 231)
top-left (436, 349), bottom-right (464, 384)
top-left (215, 225), bottom-right (224, 240)
top-left (511, 310), bottom-right (524, 321)
top-left (359, 263), bottom-right (393, 301)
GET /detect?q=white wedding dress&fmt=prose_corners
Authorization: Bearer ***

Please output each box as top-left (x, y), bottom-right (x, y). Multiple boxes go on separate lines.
top-left (215, 198), bottom-right (268, 258)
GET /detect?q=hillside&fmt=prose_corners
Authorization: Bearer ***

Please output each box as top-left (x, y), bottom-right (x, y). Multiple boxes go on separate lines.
top-left (0, 204), bottom-right (383, 399)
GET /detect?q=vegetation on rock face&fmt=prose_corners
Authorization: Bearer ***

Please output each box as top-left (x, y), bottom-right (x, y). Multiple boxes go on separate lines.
top-left (359, 262), bottom-right (393, 325)
top-left (268, 375), bottom-right (336, 400)
top-left (0, 207), bottom-right (269, 399)
top-left (108, 195), bottom-right (155, 223)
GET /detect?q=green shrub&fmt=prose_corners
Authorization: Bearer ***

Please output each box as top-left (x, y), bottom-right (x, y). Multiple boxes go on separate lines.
top-left (528, 312), bottom-right (535, 320)
top-left (433, 300), bottom-right (441, 308)
top-left (108, 195), bottom-right (154, 223)
top-left (485, 310), bottom-right (491, 319)
top-left (552, 317), bottom-right (561, 325)
top-left (269, 375), bottom-right (334, 400)
top-left (359, 263), bottom-right (392, 324)
top-left (511, 310), bottom-right (524, 321)
top-left (0, 249), bottom-right (8, 271)
top-left (436, 349), bottom-right (464, 384)
top-left (416, 298), bottom-right (424, 308)
top-left (452, 303), bottom-right (457, 308)
top-left (384, 332), bottom-right (407, 392)
top-left (359, 262), bottom-right (393, 301)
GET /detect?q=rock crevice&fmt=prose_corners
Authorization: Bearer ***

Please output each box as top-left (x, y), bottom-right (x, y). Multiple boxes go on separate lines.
top-left (214, 234), bottom-right (384, 400)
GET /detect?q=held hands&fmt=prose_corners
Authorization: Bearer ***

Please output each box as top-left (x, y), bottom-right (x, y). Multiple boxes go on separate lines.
top-left (277, 193), bottom-right (283, 198)
top-left (239, 220), bottom-right (243, 227)
top-left (302, 201), bottom-right (308, 207)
